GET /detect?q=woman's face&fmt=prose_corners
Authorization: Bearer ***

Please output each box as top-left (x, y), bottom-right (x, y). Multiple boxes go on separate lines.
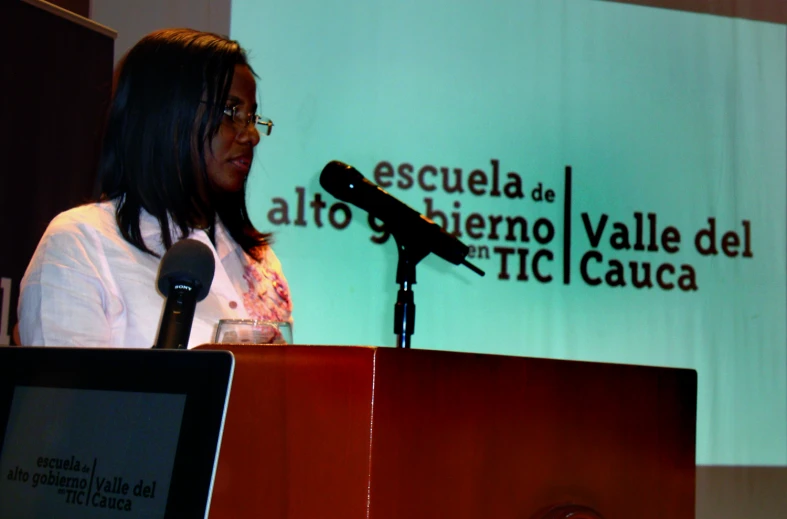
top-left (204, 64), bottom-right (261, 194)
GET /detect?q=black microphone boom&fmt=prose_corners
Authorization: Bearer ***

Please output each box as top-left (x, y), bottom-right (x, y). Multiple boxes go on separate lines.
top-left (320, 160), bottom-right (484, 276)
top-left (154, 239), bottom-right (216, 349)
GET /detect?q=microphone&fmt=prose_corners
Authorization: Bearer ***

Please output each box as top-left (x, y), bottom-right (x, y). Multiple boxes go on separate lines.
top-left (320, 160), bottom-right (484, 276)
top-left (154, 239), bottom-right (216, 349)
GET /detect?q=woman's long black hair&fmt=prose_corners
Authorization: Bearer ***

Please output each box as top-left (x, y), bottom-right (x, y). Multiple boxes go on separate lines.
top-left (98, 28), bottom-right (270, 259)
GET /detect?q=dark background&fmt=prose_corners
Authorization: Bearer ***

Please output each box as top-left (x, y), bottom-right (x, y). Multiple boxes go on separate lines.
top-left (0, 0), bottom-right (113, 344)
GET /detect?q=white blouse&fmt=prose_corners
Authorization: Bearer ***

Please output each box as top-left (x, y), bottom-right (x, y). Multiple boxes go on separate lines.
top-left (18, 201), bottom-right (292, 348)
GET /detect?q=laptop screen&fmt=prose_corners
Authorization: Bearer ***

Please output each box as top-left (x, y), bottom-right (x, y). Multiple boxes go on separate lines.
top-left (0, 347), bottom-right (234, 519)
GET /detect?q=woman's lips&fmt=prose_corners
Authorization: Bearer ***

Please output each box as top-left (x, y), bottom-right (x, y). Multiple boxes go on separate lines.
top-left (229, 156), bottom-right (252, 172)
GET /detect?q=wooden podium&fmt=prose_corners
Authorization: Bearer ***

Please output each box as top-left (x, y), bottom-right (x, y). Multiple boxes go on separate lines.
top-left (196, 345), bottom-right (696, 519)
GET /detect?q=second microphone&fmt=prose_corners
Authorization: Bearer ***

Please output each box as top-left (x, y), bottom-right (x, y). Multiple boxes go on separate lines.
top-left (319, 160), bottom-right (471, 266)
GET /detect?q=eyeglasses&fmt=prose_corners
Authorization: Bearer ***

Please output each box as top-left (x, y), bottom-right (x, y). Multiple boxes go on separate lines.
top-left (222, 105), bottom-right (273, 136)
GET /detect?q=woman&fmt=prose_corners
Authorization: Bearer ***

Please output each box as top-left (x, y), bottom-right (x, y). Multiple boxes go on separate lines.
top-left (18, 29), bottom-right (292, 347)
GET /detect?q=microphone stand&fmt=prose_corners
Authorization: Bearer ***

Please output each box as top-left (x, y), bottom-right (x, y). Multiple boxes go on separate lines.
top-left (393, 235), bottom-right (429, 349)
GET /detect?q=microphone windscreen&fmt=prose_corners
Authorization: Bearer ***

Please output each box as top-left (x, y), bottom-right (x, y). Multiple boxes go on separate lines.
top-left (319, 160), bottom-right (365, 202)
top-left (157, 239), bottom-right (216, 301)
top-left (319, 159), bottom-right (470, 266)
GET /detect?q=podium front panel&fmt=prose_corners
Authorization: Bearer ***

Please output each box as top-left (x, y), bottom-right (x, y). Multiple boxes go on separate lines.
top-left (203, 346), bottom-right (376, 519)
top-left (198, 345), bottom-right (696, 519)
top-left (367, 348), bottom-right (696, 519)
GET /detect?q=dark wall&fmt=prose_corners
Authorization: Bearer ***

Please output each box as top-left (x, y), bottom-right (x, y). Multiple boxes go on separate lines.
top-left (0, 0), bottom-right (114, 345)
top-left (48, 0), bottom-right (90, 17)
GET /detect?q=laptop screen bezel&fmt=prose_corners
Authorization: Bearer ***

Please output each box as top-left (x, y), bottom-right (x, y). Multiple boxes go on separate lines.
top-left (0, 347), bottom-right (234, 519)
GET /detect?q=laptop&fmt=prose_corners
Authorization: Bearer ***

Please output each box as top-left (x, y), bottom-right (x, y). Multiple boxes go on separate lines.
top-left (0, 347), bottom-right (234, 519)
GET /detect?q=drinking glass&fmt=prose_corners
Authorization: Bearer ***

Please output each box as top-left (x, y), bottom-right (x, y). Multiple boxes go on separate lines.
top-left (214, 319), bottom-right (293, 345)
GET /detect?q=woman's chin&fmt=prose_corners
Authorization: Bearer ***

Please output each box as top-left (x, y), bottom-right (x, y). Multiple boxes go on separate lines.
top-left (210, 171), bottom-right (248, 194)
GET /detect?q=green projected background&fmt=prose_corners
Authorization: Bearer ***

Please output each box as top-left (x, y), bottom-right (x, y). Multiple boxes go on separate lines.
top-left (231, 0), bottom-right (787, 466)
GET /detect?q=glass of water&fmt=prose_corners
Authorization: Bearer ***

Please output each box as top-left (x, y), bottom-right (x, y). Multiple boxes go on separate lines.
top-left (214, 319), bottom-right (293, 345)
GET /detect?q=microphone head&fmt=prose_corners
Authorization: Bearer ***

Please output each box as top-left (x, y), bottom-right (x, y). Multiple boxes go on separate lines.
top-left (157, 239), bottom-right (215, 301)
top-left (319, 160), bottom-right (366, 202)
top-left (319, 160), bottom-right (470, 266)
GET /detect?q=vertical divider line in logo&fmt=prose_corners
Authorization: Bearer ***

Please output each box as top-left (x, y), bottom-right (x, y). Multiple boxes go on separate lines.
top-left (85, 458), bottom-right (96, 507)
top-left (563, 165), bottom-right (572, 284)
